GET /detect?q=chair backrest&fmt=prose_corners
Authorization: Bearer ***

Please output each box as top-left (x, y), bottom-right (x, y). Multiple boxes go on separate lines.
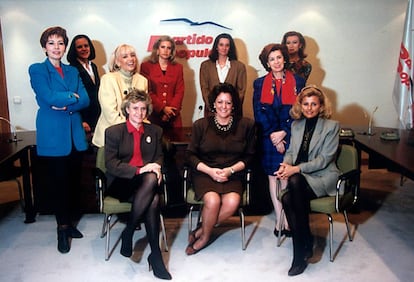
top-left (96, 146), bottom-right (106, 174)
top-left (336, 144), bottom-right (358, 174)
top-left (336, 144), bottom-right (360, 210)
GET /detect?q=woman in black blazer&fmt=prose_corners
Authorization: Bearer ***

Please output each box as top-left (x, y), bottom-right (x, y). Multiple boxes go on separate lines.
top-left (275, 85), bottom-right (339, 276)
top-left (104, 89), bottom-right (171, 280)
top-left (67, 34), bottom-right (101, 134)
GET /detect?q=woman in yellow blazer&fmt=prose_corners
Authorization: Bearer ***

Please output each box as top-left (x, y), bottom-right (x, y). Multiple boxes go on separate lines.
top-left (199, 33), bottom-right (246, 117)
top-left (92, 44), bottom-right (148, 147)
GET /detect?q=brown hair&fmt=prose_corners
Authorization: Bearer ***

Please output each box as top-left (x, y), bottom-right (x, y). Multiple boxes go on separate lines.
top-left (258, 43), bottom-right (289, 72)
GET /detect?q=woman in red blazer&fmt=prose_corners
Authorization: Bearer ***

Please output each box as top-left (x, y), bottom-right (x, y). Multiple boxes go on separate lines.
top-left (140, 35), bottom-right (184, 129)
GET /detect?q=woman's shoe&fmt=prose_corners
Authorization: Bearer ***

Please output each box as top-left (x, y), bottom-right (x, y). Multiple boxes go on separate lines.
top-left (188, 226), bottom-right (201, 245)
top-left (147, 253), bottom-right (172, 280)
top-left (288, 261), bottom-right (308, 276)
top-left (68, 226), bottom-right (83, 239)
top-left (185, 237), bottom-right (207, 256)
top-left (273, 228), bottom-right (292, 238)
top-left (120, 228), bottom-right (133, 257)
top-left (57, 227), bottom-right (70, 254)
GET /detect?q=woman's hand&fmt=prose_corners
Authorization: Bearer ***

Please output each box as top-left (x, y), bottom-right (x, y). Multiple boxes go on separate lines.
top-left (270, 131), bottom-right (287, 153)
top-left (140, 163), bottom-right (162, 184)
top-left (209, 167), bottom-right (229, 183)
top-left (274, 163), bottom-right (300, 180)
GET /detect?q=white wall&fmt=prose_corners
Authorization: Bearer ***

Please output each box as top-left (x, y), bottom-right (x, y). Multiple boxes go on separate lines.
top-left (0, 0), bottom-right (407, 130)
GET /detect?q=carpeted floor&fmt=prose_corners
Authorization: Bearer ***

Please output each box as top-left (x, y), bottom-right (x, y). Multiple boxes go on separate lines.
top-left (0, 168), bottom-right (413, 282)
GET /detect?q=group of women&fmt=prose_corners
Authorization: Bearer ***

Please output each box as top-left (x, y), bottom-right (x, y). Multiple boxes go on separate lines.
top-left (29, 26), bottom-right (339, 279)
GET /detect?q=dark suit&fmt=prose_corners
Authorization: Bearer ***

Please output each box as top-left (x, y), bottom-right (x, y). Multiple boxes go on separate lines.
top-left (283, 117), bottom-right (340, 197)
top-left (104, 122), bottom-right (163, 187)
top-left (70, 60), bottom-right (101, 130)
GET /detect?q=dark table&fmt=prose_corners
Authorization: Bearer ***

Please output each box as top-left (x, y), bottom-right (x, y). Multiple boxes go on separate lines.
top-left (352, 126), bottom-right (414, 182)
top-left (0, 131), bottom-right (37, 223)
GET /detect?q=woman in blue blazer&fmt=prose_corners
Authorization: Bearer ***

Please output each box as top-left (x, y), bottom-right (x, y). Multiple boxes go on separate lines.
top-left (29, 26), bottom-right (89, 254)
top-left (275, 85), bottom-right (339, 276)
top-left (253, 43), bottom-right (305, 238)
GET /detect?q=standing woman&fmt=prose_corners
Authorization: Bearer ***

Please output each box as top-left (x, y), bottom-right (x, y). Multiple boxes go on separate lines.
top-left (200, 33), bottom-right (246, 117)
top-left (282, 31), bottom-right (312, 82)
top-left (185, 83), bottom-right (256, 255)
top-left (253, 43), bottom-right (305, 239)
top-left (140, 35), bottom-right (184, 129)
top-left (67, 34), bottom-right (101, 136)
top-left (29, 26), bottom-right (90, 254)
top-left (275, 86), bottom-right (339, 276)
top-left (105, 89), bottom-right (171, 280)
top-left (92, 44), bottom-right (148, 148)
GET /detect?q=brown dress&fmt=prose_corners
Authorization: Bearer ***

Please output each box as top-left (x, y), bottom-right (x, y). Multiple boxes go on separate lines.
top-left (185, 116), bottom-right (256, 200)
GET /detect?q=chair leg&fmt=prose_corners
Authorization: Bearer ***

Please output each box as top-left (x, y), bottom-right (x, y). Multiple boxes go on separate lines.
top-left (188, 205), bottom-right (194, 233)
top-left (105, 214), bottom-right (112, 261)
top-left (239, 207), bottom-right (246, 250)
top-left (328, 214), bottom-right (334, 262)
top-left (159, 214), bottom-right (169, 252)
top-left (343, 210), bottom-right (353, 241)
top-left (277, 209), bottom-right (285, 247)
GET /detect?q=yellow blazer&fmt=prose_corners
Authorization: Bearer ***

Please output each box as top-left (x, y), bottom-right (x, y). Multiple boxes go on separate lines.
top-left (92, 71), bottom-right (148, 147)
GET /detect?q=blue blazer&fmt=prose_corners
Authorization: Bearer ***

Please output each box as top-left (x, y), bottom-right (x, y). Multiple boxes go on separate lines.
top-left (284, 118), bottom-right (340, 197)
top-left (29, 58), bottom-right (90, 156)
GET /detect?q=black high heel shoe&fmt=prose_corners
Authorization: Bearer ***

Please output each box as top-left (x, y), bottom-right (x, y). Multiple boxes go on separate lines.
top-left (120, 228), bottom-right (133, 257)
top-left (147, 253), bottom-right (172, 280)
top-left (57, 227), bottom-right (70, 254)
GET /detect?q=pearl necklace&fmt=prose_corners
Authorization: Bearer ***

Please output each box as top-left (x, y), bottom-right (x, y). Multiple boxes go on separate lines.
top-left (214, 116), bottom-right (233, 132)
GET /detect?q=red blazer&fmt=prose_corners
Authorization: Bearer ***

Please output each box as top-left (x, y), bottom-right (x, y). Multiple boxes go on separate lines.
top-left (140, 61), bottom-right (185, 127)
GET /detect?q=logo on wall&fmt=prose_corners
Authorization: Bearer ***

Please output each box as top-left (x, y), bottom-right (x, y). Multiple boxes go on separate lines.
top-left (147, 18), bottom-right (233, 60)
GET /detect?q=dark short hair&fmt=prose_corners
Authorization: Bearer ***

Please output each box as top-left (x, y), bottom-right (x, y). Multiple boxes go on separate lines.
top-left (121, 89), bottom-right (152, 118)
top-left (67, 34), bottom-right (96, 64)
top-left (40, 26), bottom-right (68, 48)
top-left (258, 43), bottom-right (289, 72)
top-left (208, 83), bottom-right (240, 114)
top-left (208, 33), bottom-right (238, 61)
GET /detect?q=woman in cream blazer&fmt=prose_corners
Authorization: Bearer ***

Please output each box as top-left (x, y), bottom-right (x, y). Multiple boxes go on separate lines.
top-left (92, 44), bottom-right (148, 147)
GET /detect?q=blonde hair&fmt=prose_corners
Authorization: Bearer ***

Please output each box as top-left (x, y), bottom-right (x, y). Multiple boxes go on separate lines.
top-left (148, 35), bottom-right (177, 63)
top-left (290, 85), bottom-right (332, 120)
top-left (108, 44), bottom-right (139, 73)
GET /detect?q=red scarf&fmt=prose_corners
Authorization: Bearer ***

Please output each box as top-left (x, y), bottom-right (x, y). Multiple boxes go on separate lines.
top-left (260, 70), bottom-right (297, 105)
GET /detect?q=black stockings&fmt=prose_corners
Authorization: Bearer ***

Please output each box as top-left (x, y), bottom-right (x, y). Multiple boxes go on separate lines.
top-left (281, 173), bottom-right (316, 265)
top-left (124, 173), bottom-right (161, 255)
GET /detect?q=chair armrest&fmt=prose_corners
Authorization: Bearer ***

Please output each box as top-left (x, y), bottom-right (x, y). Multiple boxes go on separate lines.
top-left (335, 168), bottom-right (360, 211)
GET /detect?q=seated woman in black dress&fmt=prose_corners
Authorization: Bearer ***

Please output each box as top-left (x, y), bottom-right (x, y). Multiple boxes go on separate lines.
top-left (275, 85), bottom-right (340, 276)
top-left (185, 83), bottom-right (256, 255)
top-left (104, 89), bottom-right (171, 280)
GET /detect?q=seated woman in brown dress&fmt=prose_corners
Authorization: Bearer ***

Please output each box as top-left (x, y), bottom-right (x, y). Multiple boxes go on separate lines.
top-left (185, 83), bottom-right (256, 255)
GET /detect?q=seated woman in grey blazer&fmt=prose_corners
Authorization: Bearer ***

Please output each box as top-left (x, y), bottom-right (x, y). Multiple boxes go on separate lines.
top-left (275, 85), bottom-right (339, 276)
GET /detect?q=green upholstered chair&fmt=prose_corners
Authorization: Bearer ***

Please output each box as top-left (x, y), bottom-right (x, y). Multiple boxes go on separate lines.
top-left (183, 167), bottom-right (251, 250)
top-left (277, 144), bottom-right (360, 262)
top-left (95, 146), bottom-right (168, 261)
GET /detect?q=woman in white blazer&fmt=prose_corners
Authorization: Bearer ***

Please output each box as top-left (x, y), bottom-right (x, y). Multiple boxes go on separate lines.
top-left (275, 85), bottom-right (339, 276)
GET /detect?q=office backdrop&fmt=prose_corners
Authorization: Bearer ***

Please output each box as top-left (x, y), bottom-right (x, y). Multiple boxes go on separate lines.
top-left (0, 0), bottom-right (407, 129)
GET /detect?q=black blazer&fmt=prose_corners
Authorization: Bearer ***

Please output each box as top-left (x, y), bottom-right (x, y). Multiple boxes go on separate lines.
top-left (104, 122), bottom-right (163, 186)
top-left (70, 60), bottom-right (101, 129)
